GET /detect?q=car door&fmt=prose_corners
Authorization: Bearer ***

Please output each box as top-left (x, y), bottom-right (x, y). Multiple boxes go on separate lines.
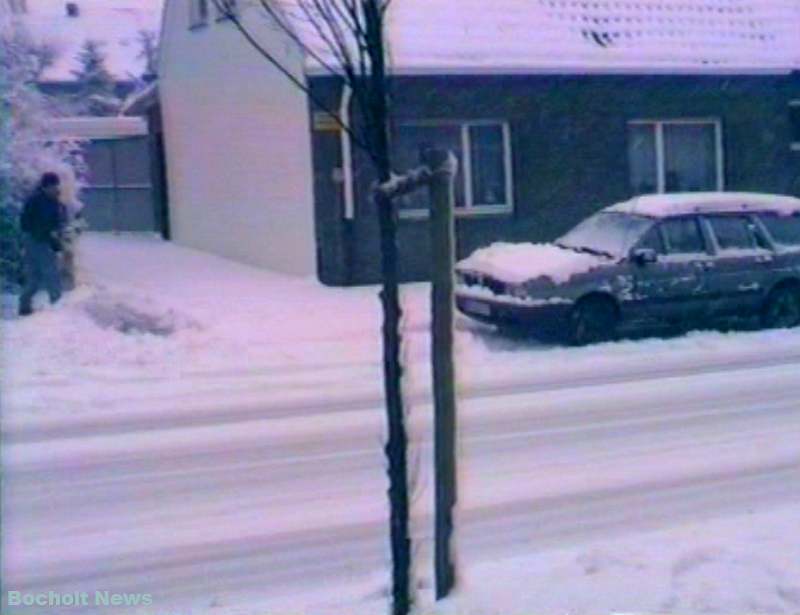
top-left (701, 214), bottom-right (774, 316)
top-left (631, 216), bottom-right (712, 323)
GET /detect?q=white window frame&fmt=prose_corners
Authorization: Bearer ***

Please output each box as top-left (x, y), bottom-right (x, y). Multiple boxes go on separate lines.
top-left (628, 118), bottom-right (724, 193)
top-left (790, 100), bottom-right (800, 152)
top-left (189, 0), bottom-right (209, 28)
top-left (395, 119), bottom-right (514, 219)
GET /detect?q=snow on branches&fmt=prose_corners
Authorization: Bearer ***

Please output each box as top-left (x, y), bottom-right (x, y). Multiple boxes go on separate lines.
top-left (1, 20), bottom-right (85, 289)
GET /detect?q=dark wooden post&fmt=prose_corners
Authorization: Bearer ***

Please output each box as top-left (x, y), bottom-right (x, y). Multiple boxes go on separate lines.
top-left (424, 149), bottom-right (459, 600)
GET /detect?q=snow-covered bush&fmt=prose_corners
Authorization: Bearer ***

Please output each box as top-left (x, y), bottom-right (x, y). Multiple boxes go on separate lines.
top-left (0, 19), bottom-right (85, 291)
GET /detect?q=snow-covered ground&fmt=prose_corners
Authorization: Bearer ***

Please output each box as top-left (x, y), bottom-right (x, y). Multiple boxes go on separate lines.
top-left (2, 233), bottom-right (800, 615)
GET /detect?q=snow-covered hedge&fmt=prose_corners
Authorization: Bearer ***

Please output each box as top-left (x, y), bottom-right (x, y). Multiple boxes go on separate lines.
top-left (1, 19), bottom-right (85, 291)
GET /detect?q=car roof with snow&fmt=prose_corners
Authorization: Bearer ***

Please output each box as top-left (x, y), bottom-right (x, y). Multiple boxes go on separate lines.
top-left (605, 192), bottom-right (800, 219)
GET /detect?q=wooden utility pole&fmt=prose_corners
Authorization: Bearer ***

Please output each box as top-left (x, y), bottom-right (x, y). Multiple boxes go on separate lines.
top-left (424, 150), bottom-right (459, 599)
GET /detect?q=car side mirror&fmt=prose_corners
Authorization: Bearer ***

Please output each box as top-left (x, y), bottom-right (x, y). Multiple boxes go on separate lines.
top-left (631, 248), bottom-right (658, 266)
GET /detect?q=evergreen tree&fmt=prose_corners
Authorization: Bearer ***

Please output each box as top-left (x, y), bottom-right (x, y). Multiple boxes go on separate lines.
top-left (71, 39), bottom-right (120, 116)
top-left (137, 29), bottom-right (158, 82)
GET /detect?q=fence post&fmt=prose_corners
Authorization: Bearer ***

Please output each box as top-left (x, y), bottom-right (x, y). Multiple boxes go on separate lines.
top-left (424, 149), bottom-right (459, 600)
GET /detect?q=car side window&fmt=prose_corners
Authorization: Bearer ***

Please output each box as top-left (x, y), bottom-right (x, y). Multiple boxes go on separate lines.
top-left (635, 226), bottom-right (665, 254)
top-left (760, 213), bottom-right (800, 247)
top-left (707, 215), bottom-right (759, 251)
top-left (659, 217), bottom-right (706, 255)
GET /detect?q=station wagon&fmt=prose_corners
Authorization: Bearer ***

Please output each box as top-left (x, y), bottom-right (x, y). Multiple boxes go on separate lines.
top-left (456, 193), bottom-right (800, 344)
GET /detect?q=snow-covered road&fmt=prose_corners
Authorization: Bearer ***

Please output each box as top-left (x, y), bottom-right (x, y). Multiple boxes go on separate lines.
top-left (5, 351), bottom-right (800, 614)
top-left (3, 234), bottom-right (800, 614)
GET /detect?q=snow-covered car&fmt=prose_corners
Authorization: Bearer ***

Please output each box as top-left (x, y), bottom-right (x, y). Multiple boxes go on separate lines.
top-left (456, 192), bottom-right (800, 344)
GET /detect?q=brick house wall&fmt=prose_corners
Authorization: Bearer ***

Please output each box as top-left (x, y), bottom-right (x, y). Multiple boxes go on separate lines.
top-left (309, 73), bottom-right (800, 286)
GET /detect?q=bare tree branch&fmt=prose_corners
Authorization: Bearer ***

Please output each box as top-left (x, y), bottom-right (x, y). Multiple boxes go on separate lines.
top-left (296, 0), bottom-right (350, 71)
top-left (252, 0), bottom-right (345, 78)
top-left (209, 5), bottom-right (414, 610)
top-left (210, 0), bottom-right (373, 155)
top-left (291, 0), bottom-right (379, 138)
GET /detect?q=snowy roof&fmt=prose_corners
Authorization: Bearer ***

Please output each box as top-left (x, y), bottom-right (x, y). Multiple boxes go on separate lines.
top-left (47, 116), bottom-right (148, 139)
top-left (9, 0), bottom-right (163, 83)
top-left (606, 192), bottom-right (800, 218)
top-left (283, 0), bottom-right (800, 75)
top-left (120, 80), bottom-right (158, 116)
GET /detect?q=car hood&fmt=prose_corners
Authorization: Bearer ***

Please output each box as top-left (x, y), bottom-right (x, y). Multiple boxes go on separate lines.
top-left (457, 242), bottom-right (612, 285)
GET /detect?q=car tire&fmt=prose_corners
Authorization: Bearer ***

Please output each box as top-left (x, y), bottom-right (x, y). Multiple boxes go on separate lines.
top-left (567, 296), bottom-right (618, 346)
top-left (762, 283), bottom-right (800, 330)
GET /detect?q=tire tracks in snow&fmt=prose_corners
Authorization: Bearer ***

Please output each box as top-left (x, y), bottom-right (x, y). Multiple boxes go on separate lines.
top-left (6, 344), bottom-right (800, 443)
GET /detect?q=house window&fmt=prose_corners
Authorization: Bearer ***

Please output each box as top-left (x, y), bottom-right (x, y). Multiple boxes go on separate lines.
top-left (628, 120), bottom-right (723, 195)
top-left (190, 0), bottom-right (209, 28)
top-left (790, 101), bottom-right (800, 151)
top-left (392, 121), bottom-right (513, 216)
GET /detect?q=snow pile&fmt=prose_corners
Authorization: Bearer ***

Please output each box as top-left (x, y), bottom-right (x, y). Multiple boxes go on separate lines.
top-left (433, 504), bottom-right (800, 615)
top-left (82, 288), bottom-right (198, 337)
top-left (457, 242), bottom-right (607, 285)
top-left (0, 233), bottom-right (392, 391)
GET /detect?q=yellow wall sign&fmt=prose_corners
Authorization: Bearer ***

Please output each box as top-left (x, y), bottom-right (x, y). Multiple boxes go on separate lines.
top-left (313, 111), bottom-right (340, 132)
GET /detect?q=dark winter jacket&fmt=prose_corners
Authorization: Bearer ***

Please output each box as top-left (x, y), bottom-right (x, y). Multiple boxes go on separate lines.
top-left (20, 190), bottom-right (64, 245)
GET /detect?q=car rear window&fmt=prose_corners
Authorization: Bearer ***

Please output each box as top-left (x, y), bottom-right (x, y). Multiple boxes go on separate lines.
top-left (707, 215), bottom-right (758, 251)
top-left (760, 213), bottom-right (800, 247)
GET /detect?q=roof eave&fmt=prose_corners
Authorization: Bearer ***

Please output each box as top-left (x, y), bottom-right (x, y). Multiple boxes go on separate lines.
top-left (304, 63), bottom-right (797, 78)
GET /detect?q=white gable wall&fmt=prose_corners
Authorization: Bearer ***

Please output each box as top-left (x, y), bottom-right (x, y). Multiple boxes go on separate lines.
top-left (159, 0), bottom-right (316, 277)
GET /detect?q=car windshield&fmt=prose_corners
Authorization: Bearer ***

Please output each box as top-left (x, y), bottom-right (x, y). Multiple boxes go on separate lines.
top-left (556, 212), bottom-right (654, 258)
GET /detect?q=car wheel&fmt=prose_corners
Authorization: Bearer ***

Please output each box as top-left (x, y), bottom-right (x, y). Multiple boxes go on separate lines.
top-left (762, 284), bottom-right (800, 330)
top-left (567, 296), bottom-right (618, 346)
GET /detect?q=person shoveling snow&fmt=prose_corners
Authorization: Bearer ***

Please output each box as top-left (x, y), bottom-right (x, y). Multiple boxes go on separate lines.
top-left (17, 172), bottom-right (65, 317)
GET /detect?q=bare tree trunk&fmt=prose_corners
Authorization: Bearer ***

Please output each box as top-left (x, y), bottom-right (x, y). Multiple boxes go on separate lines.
top-left (219, 1), bottom-right (411, 612)
top-left (364, 3), bottom-right (412, 615)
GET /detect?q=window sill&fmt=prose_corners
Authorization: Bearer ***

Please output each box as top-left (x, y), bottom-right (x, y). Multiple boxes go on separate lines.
top-left (398, 205), bottom-right (514, 221)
